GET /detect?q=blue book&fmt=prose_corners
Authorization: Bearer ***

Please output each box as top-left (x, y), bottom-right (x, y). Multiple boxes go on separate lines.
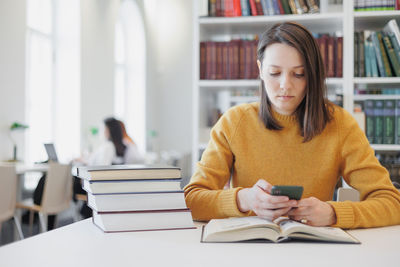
top-left (364, 38), bottom-right (372, 77)
top-left (364, 100), bottom-right (375, 144)
top-left (240, 0), bottom-right (251, 16)
top-left (369, 42), bottom-right (379, 77)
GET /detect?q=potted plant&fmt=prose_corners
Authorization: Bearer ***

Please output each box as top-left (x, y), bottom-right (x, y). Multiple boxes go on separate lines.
top-left (9, 122), bottom-right (29, 162)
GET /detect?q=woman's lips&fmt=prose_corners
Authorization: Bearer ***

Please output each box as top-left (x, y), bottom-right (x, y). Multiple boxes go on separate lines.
top-left (278, 96), bottom-right (294, 100)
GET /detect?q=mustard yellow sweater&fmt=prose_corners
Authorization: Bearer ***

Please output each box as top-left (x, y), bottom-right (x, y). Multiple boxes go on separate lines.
top-left (184, 102), bottom-right (400, 229)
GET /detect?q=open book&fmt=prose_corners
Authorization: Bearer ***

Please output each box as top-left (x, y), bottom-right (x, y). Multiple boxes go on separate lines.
top-left (201, 216), bottom-right (360, 244)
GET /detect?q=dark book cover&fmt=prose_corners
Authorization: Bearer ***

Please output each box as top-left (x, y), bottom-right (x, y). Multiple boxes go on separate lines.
top-left (383, 100), bottom-right (396, 144)
top-left (364, 100), bottom-right (375, 144)
top-left (377, 31), bottom-right (393, 77)
top-left (374, 99), bottom-right (385, 144)
top-left (336, 37), bottom-right (343, 77)
top-left (200, 42), bottom-right (206, 80)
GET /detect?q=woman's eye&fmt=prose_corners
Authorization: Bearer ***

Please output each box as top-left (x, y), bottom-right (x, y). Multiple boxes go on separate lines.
top-left (269, 73), bottom-right (280, 76)
top-left (295, 73), bottom-right (305, 78)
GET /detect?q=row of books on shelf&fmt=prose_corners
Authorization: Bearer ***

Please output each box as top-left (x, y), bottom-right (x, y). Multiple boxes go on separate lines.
top-left (207, 0), bottom-right (320, 17)
top-left (355, 88), bottom-right (400, 95)
top-left (76, 164), bottom-right (195, 233)
top-left (354, 0), bottom-right (400, 11)
top-left (200, 34), bottom-right (342, 80)
top-left (362, 99), bottom-right (400, 145)
top-left (354, 20), bottom-right (400, 77)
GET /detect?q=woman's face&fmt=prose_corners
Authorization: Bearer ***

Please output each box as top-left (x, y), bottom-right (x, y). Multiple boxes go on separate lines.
top-left (257, 43), bottom-right (307, 115)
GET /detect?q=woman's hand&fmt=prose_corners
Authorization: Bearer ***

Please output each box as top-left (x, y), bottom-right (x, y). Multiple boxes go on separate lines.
top-left (237, 179), bottom-right (298, 221)
top-left (287, 197), bottom-right (337, 226)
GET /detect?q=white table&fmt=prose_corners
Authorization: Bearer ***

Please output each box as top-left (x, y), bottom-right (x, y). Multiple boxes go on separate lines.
top-left (0, 219), bottom-right (399, 267)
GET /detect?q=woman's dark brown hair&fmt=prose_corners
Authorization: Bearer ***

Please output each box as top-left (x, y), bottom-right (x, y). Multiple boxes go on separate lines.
top-left (257, 22), bottom-right (333, 142)
top-left (104, 117), bottom-right (126, 157)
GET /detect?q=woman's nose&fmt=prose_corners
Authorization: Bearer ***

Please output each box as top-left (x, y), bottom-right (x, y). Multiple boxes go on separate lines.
top-left (280, 74), bottom-right (292, 90)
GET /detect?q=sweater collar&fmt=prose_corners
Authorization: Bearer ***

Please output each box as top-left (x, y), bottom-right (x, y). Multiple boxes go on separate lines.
top-left (271, 109), bottom-right (297, 124)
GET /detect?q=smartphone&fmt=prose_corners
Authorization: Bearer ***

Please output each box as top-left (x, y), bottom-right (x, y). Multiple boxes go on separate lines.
top-left (271, 185), bottom-right (304, 200)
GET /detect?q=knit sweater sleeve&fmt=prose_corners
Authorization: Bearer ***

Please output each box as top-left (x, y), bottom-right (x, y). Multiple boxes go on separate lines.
top-left (184, 106), bottom-right (249, 221)
top-left (328, 109), bottom-right (400, 228)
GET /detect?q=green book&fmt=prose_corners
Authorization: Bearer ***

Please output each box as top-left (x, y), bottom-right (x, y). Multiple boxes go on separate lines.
top-left (364, 100), bottom-right (375, 144)
top-left (377, 31), bottom-right (393, 77)
top-left (388, 32), bottom-right (400, 69)
top-left (370, 31), bottom-right (386, 77)
top-left (354, 32), bottom-right (359, 77)
top-left (374, 100), bottom-right (384, 144)
top-left (364, 36), bottom-right (372, 77)
top-left (382, 33), bottom-right (400, 77)
top-left (383, 100), bottom-right (396, 144)
top-left (369, 42), bottom-right (379, 77)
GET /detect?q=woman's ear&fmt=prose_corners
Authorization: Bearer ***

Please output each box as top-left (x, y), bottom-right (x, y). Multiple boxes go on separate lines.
top-left (257, 60), bottom-right (263, 80)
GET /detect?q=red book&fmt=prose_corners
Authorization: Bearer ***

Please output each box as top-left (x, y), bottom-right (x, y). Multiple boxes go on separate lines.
top-left (230, 39), bottom-right (241, 79)
top-left (327, 36), bottom-right (335, 77)
top-left (243, 40), bottom-right (253, 79)
top-left (205, 41), bottom-right (217, 79)
top-left (222, 42), bottom-right (229, 79)
top-left (251, 39), bottom-right (259, 79)
top-left (276, 0), bottom-right (285, 14)
top-left (233, 0), bottom-right (242, 16)
top-left (336, 37), bottom-right (343, 77)
top-left (216, 0), bottom-right (223, 16)
top-left (200, 42), bottom-right (206, 80)
top-left (249, 0), bottom-right (258, 15)
top-left (239, 40), bottom-right (245, 79)
top-left (224, 0), bottom-right (235, 17)
top-left (216, 42), bottom-right (224, 79)
top-left (255, 0), bottom-right (264, 15)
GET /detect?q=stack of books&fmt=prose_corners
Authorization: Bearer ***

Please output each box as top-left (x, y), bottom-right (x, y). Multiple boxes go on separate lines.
top-left (76, 164), bottom-right (195, 233)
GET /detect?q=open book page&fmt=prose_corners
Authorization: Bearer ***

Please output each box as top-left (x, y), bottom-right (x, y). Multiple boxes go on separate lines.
top-left (278, 218), bottom-right (360, 243)
top-left (202, 217), bottom-right (281, 242)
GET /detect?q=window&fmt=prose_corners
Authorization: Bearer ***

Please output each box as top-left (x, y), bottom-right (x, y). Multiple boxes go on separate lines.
top-left (114, 0), bottom-right (146, 153)
top-left (25, 0), bottom-right (80, 177)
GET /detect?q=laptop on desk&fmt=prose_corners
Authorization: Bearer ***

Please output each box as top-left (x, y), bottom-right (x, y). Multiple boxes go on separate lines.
top-left (44, 143), bottom-right (59, 163)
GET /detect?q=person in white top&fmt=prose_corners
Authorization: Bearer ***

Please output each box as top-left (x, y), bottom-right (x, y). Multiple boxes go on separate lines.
top-left (87, 117), bottom-right (143, 166)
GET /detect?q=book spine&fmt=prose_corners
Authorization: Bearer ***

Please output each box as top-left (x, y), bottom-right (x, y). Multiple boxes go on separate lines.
top-left (383, 33), bottom-right (400, 77)
top-left (232, 0), bottom-right (242, 16)
top-left (255, 0), bottom-right (265, 15)
top-left (336, 37), bottom-right (343, 77)
top-left (200, 42), bottom-right (206, 80)
top-left (288, 0), bottom-right (298, 14)
top-left (374, 99), bottom-right (384, 144)
top-left (388, 32), bottom-right (400, 65)
top-left (222, 42), bottom-right (229, 79)
top-left (280, 0), bottom-right (292, 14)
top-left (249, 0), bottom-right (258, 15)
top-left (369, 41), bottom-right (379, 77)
top-left (364, 99), bottom-right (375, 144)
top-left (240, 0), bottom-right (251, 16)
top-left (216, 42), bottom-right (223, 79)
top-left (364, 37), bottom-right (372, 77)
top-left (327, 36), bottom-right (335, 77)
top-left (396, 100), bottom-right (400, 144)
top-left (276, 0), bottom-right (285, 14)
top-left (384, 100), bottom-right (396, 144)
top-left (371, 31), bottom-right (387, 77)
top-left (209, 0), bottom-right (217, 16)
top-left (359, 31), bottom-right (365, 77)
top-left (354, 32), bottom-right (359, 77)
top-left (377, 31), bottom-right (393, 77)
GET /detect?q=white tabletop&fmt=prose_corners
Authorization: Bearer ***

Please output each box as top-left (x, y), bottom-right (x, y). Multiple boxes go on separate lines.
top-left (0, 219), bottom-right (399, 267)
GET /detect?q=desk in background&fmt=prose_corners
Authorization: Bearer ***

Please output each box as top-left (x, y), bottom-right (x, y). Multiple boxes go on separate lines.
top-left (0, 219), bottom-right (399, 267)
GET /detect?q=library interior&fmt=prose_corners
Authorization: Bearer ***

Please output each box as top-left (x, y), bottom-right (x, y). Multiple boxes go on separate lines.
top-left (1, 1), bottom-right (400, 266)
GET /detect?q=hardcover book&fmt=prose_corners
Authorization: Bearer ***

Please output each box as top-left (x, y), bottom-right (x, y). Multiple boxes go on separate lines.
top-left (201, 216), bottom-right (360, 243)
top-left (87, 191), bottom-right (187, 212)
top-left (76, 164), bottom-right (181, 181)
top-left (82, 178), bottom-right (182, 194)
top-left (92, 209), bottom-right (195, 233)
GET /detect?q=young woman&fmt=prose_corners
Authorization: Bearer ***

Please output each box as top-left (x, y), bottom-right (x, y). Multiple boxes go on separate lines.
top-left (87, 117), bottom-right (143, 165)
top-left (184, 22), bottom-right (400, 229)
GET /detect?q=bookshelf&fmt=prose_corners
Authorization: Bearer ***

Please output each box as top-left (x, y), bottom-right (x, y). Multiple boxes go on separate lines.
top-left (192, 0), bottom-right (400, 170)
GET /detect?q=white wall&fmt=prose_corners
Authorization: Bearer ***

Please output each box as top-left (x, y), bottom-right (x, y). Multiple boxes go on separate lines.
top-left (80, 0), bottom-right (119, 151)
top-left (143, 0), bottom-right (193, 164)
top-left (0, 0), bottom-right (26, 161)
